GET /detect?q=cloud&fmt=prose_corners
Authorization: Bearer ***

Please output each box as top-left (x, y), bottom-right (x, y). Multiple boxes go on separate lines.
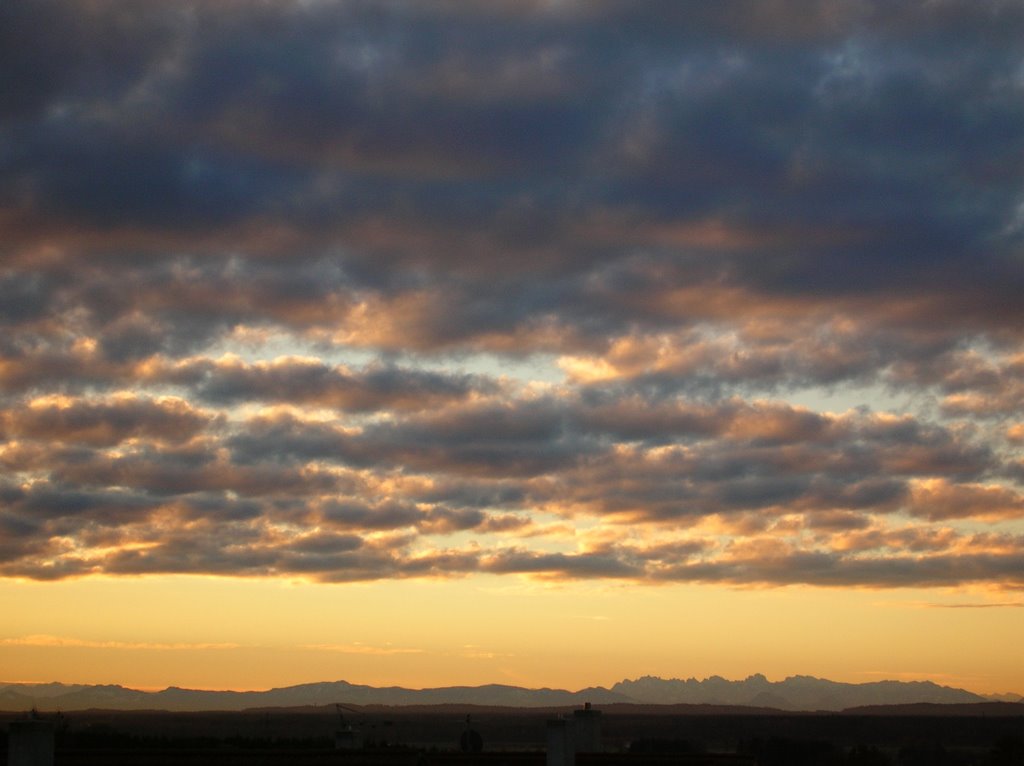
top-left (152, 356), bottom-right (494, 411)
top-left (651, 549), bottom-right (1024, 589)
top-left (301, 643), bottom-right (423, 656)
top-left (0, 635), bottom-right (240, 651)
top-left (5, 394), bottom-right (214, 446)
top-left (921, 601), bottom-right (1024, 609)
top-left (1, 0), bottom-right (1022, 591)
top-left (907, 479), bottom-right (1024, 521)
top-left (0, 381), bottom-right (1018, 587)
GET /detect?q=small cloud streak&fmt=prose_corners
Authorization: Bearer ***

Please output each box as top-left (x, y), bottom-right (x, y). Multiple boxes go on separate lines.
top-left (0, 635), bottom-right (241, 651)
top-left (920, 602), bottom-right (1024, 609)
top-left (300, 643), bottom-right (424, 656)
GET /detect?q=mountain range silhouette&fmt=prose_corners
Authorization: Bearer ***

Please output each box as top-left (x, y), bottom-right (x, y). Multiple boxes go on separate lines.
top-left (2, 674), bottom-right (1019, 712)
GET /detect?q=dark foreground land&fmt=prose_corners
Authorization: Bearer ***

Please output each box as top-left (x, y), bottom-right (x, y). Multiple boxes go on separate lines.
top-left (3, 703), bottom-right (1022, 766)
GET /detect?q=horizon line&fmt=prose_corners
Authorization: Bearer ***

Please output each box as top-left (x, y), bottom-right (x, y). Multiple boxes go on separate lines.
top-left (3, 673), bottom-right (1019, 699)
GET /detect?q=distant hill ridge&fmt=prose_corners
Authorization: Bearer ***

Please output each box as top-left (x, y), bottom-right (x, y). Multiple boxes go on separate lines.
top-left (1, 674), bottom-right (1017, 713)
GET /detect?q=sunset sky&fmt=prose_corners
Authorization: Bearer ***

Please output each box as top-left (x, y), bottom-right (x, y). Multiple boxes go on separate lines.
top-left (1, 1), bottom-right (1023, 697)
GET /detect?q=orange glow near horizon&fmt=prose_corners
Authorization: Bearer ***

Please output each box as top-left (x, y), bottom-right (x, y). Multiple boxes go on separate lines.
top-left (1, 575), bottom-right (1021, 696)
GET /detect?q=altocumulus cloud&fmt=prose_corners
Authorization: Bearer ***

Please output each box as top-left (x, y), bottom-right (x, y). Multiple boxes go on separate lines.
top-left (1, 0), bottom-right (1023, 588)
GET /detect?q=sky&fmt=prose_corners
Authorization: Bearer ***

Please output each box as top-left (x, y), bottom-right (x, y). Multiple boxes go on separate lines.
top-left (1, 0), bottom-right (1023, 697)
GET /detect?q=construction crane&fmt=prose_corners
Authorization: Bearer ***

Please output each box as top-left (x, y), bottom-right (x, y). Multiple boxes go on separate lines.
top-left (334, 704), bottom-right (362, 750)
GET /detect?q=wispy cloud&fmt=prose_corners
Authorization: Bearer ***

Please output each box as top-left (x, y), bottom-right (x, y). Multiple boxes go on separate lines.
top-left (0, 635), bottom-right (240, 651)
top-left (921, 602), bottom-right (1024, 609)
top-left (300, 643), bottom-right (424, 656)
